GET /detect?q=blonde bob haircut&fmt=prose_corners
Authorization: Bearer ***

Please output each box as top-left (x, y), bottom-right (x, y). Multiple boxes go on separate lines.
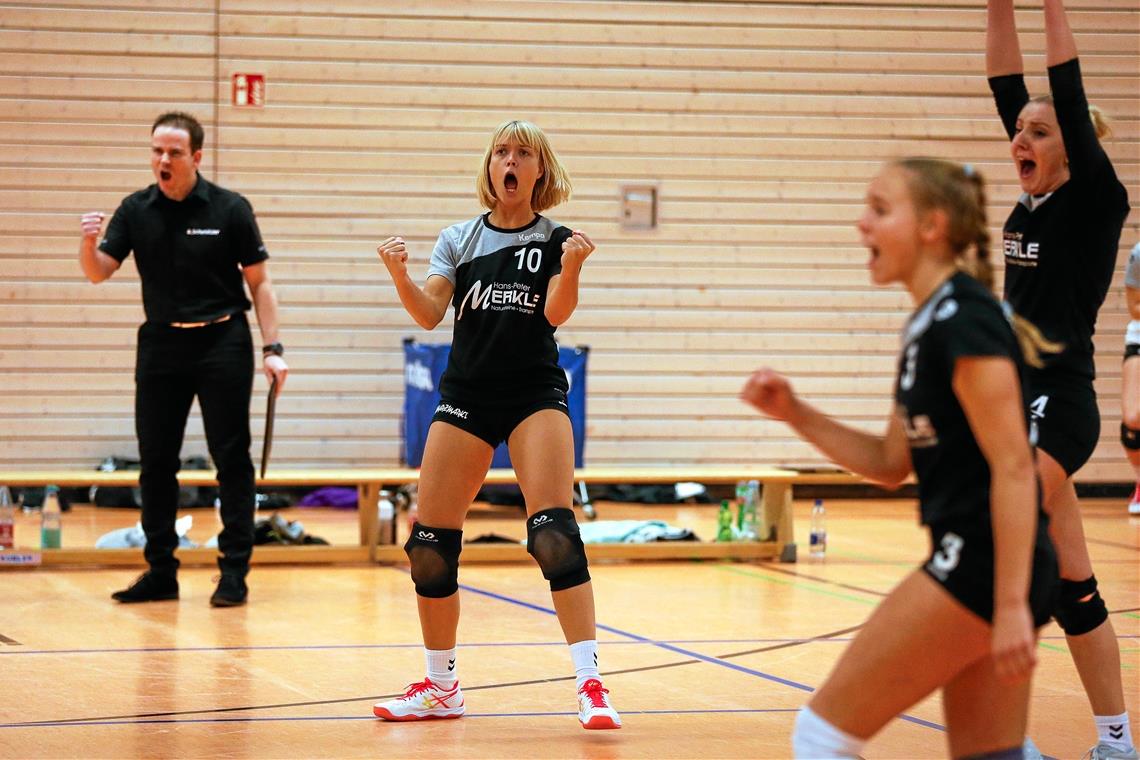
top-left (475, 120), bottom-right (572, 213)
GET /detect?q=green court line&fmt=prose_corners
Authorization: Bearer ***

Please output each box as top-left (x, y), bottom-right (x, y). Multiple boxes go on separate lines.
top-left (823, 549), bottom-right (914, 567)
top-left (711, 562), bottom-right (878, 607)
top-left (1126, 613), bottom-right (1140, 620)
top-left (1038, 641), bottom-right (1068, 653)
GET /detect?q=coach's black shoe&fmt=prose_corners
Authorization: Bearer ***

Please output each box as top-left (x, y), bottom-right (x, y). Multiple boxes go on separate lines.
top-left (210, 573), bottom-right (248, 607)
top-left (111, 571), bottom-right (179, 603)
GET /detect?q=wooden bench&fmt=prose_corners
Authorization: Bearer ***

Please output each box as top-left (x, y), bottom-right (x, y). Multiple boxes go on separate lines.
top-left (0, 467), bottom-right (862, 567)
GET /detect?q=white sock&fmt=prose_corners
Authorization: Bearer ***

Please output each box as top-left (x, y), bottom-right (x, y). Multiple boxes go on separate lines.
top-left (569, 639), bottom-right (600, 690)
top-left (1096, 712), bottom-right (1134, 752)
top-left (792, 705), bottom-right (866, 759)
top-left (425, 647), bottom-right (457, 689)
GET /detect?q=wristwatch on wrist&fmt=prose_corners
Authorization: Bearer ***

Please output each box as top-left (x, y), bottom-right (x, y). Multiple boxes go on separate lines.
top-left (262, 342), bottom-right (284, 357)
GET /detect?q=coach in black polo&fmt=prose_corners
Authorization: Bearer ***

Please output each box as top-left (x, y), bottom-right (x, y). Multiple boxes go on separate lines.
top-left (79, 111), bottom-right (288, 607)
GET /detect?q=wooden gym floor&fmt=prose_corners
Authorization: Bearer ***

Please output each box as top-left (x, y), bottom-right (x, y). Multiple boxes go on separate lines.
top-left (0, 497), bottom-right (1136, 759)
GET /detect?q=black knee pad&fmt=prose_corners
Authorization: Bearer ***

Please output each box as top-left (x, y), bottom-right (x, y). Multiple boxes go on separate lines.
top-left (1122, 422), bottom-right (1140, 451)
top-left (404, 523), bottom-right (462, 599)
top-left (526, 507), bottom-right (590, 592)
top-left (1054, 575), bottom-right (1108, 635)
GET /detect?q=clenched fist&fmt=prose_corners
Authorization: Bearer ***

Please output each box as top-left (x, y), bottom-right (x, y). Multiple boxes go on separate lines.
top-left (80, 211), bottom-right (106, 239)
top-left (377, 236), bottom-right (409, 279)
top-left (740, 368), bottom-right (800, 422)
top-left (561, 230), bottom-right (595, 271)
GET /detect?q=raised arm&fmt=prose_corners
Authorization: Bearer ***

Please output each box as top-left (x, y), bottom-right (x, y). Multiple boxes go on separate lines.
top-left (545, 230), bottom-right (594, 326)
top-left (986, 0), bottom-right (1024, 78)
top-left (1043, 0), bottom-right (1078, 66)
top-left (377, 236), bottom-right (454, 330)
top-left (954, 355), bottom-right (1038, 682)
top-left (740, 368), bottom-right (912, 487)
top-left (78, 211), bottom-right (121, 283)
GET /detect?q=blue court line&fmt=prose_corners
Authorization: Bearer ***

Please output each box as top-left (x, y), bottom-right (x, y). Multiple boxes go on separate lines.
top-left (453, 578), bottom-right (946, 732)
top-left (1, 639), bottom-right (828, 656)
top-left (0, 707), bottom-right (801, 730)
top-left (5, 633), bottom-right (1133, 657)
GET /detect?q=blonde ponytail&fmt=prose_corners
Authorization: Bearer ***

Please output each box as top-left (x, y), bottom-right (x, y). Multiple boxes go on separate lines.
top-left (893, 157), bottom-right (1063, 368)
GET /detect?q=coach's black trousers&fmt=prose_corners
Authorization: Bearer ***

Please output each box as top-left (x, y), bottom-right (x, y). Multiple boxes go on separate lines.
top-left (134, 314), bottom-right (255, 577)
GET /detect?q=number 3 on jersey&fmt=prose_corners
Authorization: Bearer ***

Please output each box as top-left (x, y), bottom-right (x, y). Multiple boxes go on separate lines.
top-left (900, 343), bottom-right (919, 391)
top-left (927, 531), bottom-right (964, 580)
top-left (514, 247), bottom-right (542, 273)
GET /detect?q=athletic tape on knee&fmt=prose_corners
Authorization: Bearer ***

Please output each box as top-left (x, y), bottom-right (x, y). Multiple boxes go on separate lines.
top-left (404, 523), bottom-right (463, 599)
top-left (526, 507), bottom-right (590, 592)
top-left (1054, 575), bottom-right (1108, 636)
top-left (792, 706), bottom-right (865, 759)
top-left (1121, 422), bottom-right (1140, 451)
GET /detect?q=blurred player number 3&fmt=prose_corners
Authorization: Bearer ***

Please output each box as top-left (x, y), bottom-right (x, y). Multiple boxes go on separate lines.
top-left (232, 74), bottom-right (265, 108)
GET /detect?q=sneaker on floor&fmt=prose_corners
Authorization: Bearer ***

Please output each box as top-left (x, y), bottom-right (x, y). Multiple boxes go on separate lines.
top-left (1085, 745), bottom-right (1139, 760)
top-left (1129, 484), bottom-right (1140, 515)
top-left (209, 574), bottom-right (248, 607)
top-left (111, 571), bottom-right (179, 603)
top-left (373, 678), bottom-right (464, 721)
top-left (577, 678), bottom-right (621, 730)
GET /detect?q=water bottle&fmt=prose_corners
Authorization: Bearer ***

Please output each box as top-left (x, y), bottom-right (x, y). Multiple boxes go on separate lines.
top-left (740, 480), bottom-right (760, 541)
top-left (0, 485), bottom-right (14, 549)
top-left (41, 485), bottom-right (62, 549)
top-left (377, 490), bottom-right (396, 545)
top-left (716, 500), bottom-right (733, 542)
top-left (809, 498), bottom-right (827, 559)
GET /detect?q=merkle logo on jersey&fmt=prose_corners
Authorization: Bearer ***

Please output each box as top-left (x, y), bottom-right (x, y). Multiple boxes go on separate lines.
top-left (1003, 232), bottom-right (1039, 267)
top-left (457, 279), bottom-right (541, 320)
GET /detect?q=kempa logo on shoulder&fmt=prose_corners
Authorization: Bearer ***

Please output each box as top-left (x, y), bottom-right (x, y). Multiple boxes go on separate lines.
top-left (517, 231), bottom-right (546, 243)
top-left (436, 402), bottom-right (469, 420)
top-left (186, 228), bottom-right (221, 236)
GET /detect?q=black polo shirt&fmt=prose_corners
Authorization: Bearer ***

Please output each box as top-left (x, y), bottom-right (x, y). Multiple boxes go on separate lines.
top-left (98, 174), bottom-right (268, 325)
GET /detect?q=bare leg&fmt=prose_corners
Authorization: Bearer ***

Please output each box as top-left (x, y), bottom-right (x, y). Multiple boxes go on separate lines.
top-left (1121, 355), bottom-right (1140, 483)
top-left (509, 409), bottom-right (596, 643)
top-left (1038, 451), bottom-right (1127, 717)
top-left (943, 645), bottom-right (1034, 758)
top-left (414, 422), bottom-right (494, 650)
top-left (808, 571), bottom-right (998, 746)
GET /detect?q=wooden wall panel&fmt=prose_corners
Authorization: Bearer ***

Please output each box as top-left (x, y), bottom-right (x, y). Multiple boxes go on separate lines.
top-left (0, 0), bottom-right (1136, 483)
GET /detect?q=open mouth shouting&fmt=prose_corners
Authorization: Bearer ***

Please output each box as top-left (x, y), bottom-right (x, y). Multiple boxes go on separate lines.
top-left (503, 171), bottom-right (518, 195)
top-left (1017, 158), bottom-right (1036, 182)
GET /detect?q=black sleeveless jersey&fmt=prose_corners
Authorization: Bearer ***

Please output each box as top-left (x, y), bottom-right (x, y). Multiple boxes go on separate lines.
top-left (895, 273), bottom-right (1033, 525)
top-left (427, 213), bottom-right (572, 397)
top-left (990, 58), bottom-right (1131, 385)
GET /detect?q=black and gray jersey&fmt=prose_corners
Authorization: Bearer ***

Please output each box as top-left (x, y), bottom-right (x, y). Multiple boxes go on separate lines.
top-left (427, 213), bottom-right (572, 397)
top-left (895, 272), bottom-right (1033, 525)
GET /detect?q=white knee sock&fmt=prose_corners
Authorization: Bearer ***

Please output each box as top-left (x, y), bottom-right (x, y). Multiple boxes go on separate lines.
top-left (1096, 712), bottom-right (1134, 752)
top-left (792, 705), bottom-right (866, 759)
top-left (425, 647), bottom-right (457, 689)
